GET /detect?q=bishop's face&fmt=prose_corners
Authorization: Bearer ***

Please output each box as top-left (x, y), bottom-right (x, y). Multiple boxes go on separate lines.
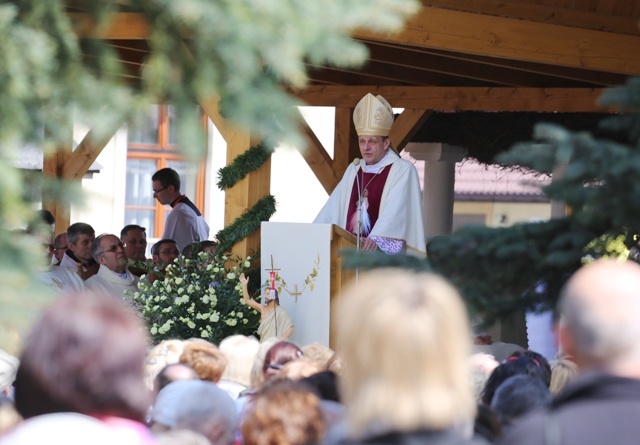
top-left (359, 136), bottom-right (390, 165)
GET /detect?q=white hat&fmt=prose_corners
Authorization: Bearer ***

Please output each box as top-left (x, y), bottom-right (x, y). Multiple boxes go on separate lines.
top-left (353, 93), bottom-right (394, 137)
top-left (0, 348), bottom-right (19, 391)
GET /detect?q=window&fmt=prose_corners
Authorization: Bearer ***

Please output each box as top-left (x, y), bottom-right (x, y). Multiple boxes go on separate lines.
top-left (125, 105), bottom-right (206, 238)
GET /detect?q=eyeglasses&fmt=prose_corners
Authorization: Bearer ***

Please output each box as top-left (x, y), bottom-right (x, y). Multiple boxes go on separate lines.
top-left (54, 245), bottom-right (67, 251)
top-left (100, 242), bottom-right (125, 255)
top-left (159, 249), bottom-right (180, 256)
top-left (153, 186), bottom-right (168, 195)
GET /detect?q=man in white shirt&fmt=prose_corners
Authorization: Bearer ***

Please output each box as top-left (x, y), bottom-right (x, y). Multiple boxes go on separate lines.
top-left (36, 230), bottom-right (85, 294)
top-left (152, 168), bottom-right (209, 252)
top-left (85, 234), bottom-right (139, 304)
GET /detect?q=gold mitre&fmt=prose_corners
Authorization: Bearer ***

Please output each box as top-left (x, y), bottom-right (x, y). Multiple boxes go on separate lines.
top-left (353, 93), bottom-right (394, 137)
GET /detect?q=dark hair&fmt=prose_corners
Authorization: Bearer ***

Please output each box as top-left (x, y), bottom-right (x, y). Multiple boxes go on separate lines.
top-left (481, 355), bottom-right (549, 406)
top-left (262, 341), bottom-right (303, 381)
top-left (120, 224), bottom-right (146, 239)
top-left (508, 350), bottom-right (551, 387)
top-left (26, 209), bottom-right (55, 234)
top-left (66, 222), bottom-right (95, 245)
top-left (152, 168), bottom-right (181, 192)
top-left (152, 239), bottom-right (178, 256)
top-left (154, 363), bottom-right (199, 393)
top-left (490, 374), bottom-right (552, 426)
top-left (14, 293), bottom-right (150, 421)
top-left (182, 240), bottom-right (218, 259)
top-left (300, 371), bottom-right (340, 403)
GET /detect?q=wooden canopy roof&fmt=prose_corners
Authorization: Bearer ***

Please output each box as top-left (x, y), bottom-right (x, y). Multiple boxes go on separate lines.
top-left (56, 0), bottom-right (640, 256)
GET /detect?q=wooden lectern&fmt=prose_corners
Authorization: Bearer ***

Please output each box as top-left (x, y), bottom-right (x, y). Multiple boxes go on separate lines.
top-left (328, 224), bottom-right (357, 348)
top-left (260, 222), bottom-right (358, 349)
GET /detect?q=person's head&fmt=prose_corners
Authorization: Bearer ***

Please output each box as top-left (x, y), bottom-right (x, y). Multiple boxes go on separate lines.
top-left (145, 339), bottom-right (187, 390)
top-left (242, 379), bottom-right (325, 445)
top-left (154, 363), bottom-right (199, 395)
top-left (262, 341), bottom-right (304, 382)
top-left (53, 232), bottom-right (67, 262)
top-left (152, 380), bottom-right (237, 445)
top-left (180, 340), bottom-right (228, 383)
top-left (218, 335), bottom-right (260, 388)
top-left (14, 292), bottom-right (150, 421)
top-left (183, 240), bottom-right (218, 260)
top-left (337, 268), bottom-right (475, 436)
top-left (557, 260), bottom-right (640, 375)
top-left (508, 350), bottom-right (551, 387)
top-left (302, 342), bottom-right (335, 369)
top-left (26, 209), bottom-right (55, 236)
top-left (152, 168), bottom-right (181, 205)
top-left (278, 358), bottom-right (323, 381)
top-left (300, 370), bottom-right (341, 403)
top-left (490, 374), bottom-right (552, 427)
top-left (469, 353), bottom-right (499, 401)
top-left (481, 355), bottom-right (549, 406)
top-left (353, 93), bottom-right (394, 165)
top-left (120, 225), bottom-right (147, 262)
top-left (152, 239), bottom-right (180, 269)
top-left (66, 222), bottom-right (95, 263)
top-left (91, 234), bottom-right (128, 274)
top-left (549, 359), bottom-right (578, 395)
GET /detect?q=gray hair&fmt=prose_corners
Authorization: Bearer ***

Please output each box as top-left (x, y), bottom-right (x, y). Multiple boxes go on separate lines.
top-left (66, 222), bottom-right (95, 246)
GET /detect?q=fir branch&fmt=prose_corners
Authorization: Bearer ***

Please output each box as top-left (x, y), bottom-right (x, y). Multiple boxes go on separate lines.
top-left (215, 195), bottom-right (277, 253)
top-left (216, 143), bottom-right (274, 190)
top-left (342, 250), bottom-right (432, 272)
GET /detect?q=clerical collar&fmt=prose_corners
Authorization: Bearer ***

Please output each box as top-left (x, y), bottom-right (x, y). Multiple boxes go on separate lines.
top-left (362, 150), bottom-right (393, 173)
top-left (170, 195), bottom-right (187, 208)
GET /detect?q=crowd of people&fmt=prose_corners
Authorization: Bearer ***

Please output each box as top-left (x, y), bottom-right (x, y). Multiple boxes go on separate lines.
top-left (3, 258), bottom-right (639, 444)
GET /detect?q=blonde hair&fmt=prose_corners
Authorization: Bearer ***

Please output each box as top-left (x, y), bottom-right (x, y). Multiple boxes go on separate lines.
top-left (219, 335), bottom-right (260, 388)
top-left (336, 269), bottom-right (475, 436)
top-left (549, 359), bottom-right (578, 395)
top-left (302, 342), bottom-right (335, 369)
top-left (179, 340), bottom-right (227, 383)
top-left (144, 339), bottom-right (186, 390)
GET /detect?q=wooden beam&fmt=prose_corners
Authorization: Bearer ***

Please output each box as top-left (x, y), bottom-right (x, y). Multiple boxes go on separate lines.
top-left (62, 128), bottom-right (117, 180)
top-left (201, 99), bottom-right (269, 258)
top-left (298, 117), bottom-right (340, 194)
top-left (43, 147), bottom-right (71, 233)
top-left (293, 86), bottom-right (607, 112)
top-left (333, 107), bottom-right (359, 178)
top-left (421, 0), bottom-right (640, 36)
top-left (363, 41), bottom-right (610, 87)
top-left (353, 6), bottom-right (640, 77)
top-left (68, 12), bottom-right (150, 39)
top-left (390, 109), bottom-right (434, 151)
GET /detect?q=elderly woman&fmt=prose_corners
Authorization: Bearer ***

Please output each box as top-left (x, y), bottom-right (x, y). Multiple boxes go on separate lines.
top-left (335, 268), bottom-right (485, 445)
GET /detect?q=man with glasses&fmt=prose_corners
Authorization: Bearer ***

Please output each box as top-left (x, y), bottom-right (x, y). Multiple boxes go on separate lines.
top-left (85, 233), bottom-right (139, 303)
top-left (152, 167), bottom-right (209, 252)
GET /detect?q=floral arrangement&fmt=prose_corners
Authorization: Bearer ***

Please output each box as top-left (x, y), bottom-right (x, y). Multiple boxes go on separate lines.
top-left (131, 252), bottom-right (260, 345)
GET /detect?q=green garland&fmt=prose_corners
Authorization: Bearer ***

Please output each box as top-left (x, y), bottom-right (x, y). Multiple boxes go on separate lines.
top-left (215, 195), bottom-right (277, 254)
top-left (216, 142), bottom-right (274, 190)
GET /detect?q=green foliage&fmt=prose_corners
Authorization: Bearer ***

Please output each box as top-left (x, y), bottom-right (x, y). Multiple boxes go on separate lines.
top-left (426, 77), bottom-right (640, 323)
top-left (217, 143), bottom-right (274, 190)
top-left (133, 252), bottom-right (260, 345)
top-left (215, 195), bottom-right (277, 254)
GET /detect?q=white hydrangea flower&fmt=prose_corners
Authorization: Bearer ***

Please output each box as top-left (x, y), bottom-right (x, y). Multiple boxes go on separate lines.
top-left (210, 312), bottom-right (220, 322)
top-left (187, 321), bottom-right (195, 329)
top-left (201, 330), bottom-right (209, 338)
top-left (175, 277), bottom-right (184, 285)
